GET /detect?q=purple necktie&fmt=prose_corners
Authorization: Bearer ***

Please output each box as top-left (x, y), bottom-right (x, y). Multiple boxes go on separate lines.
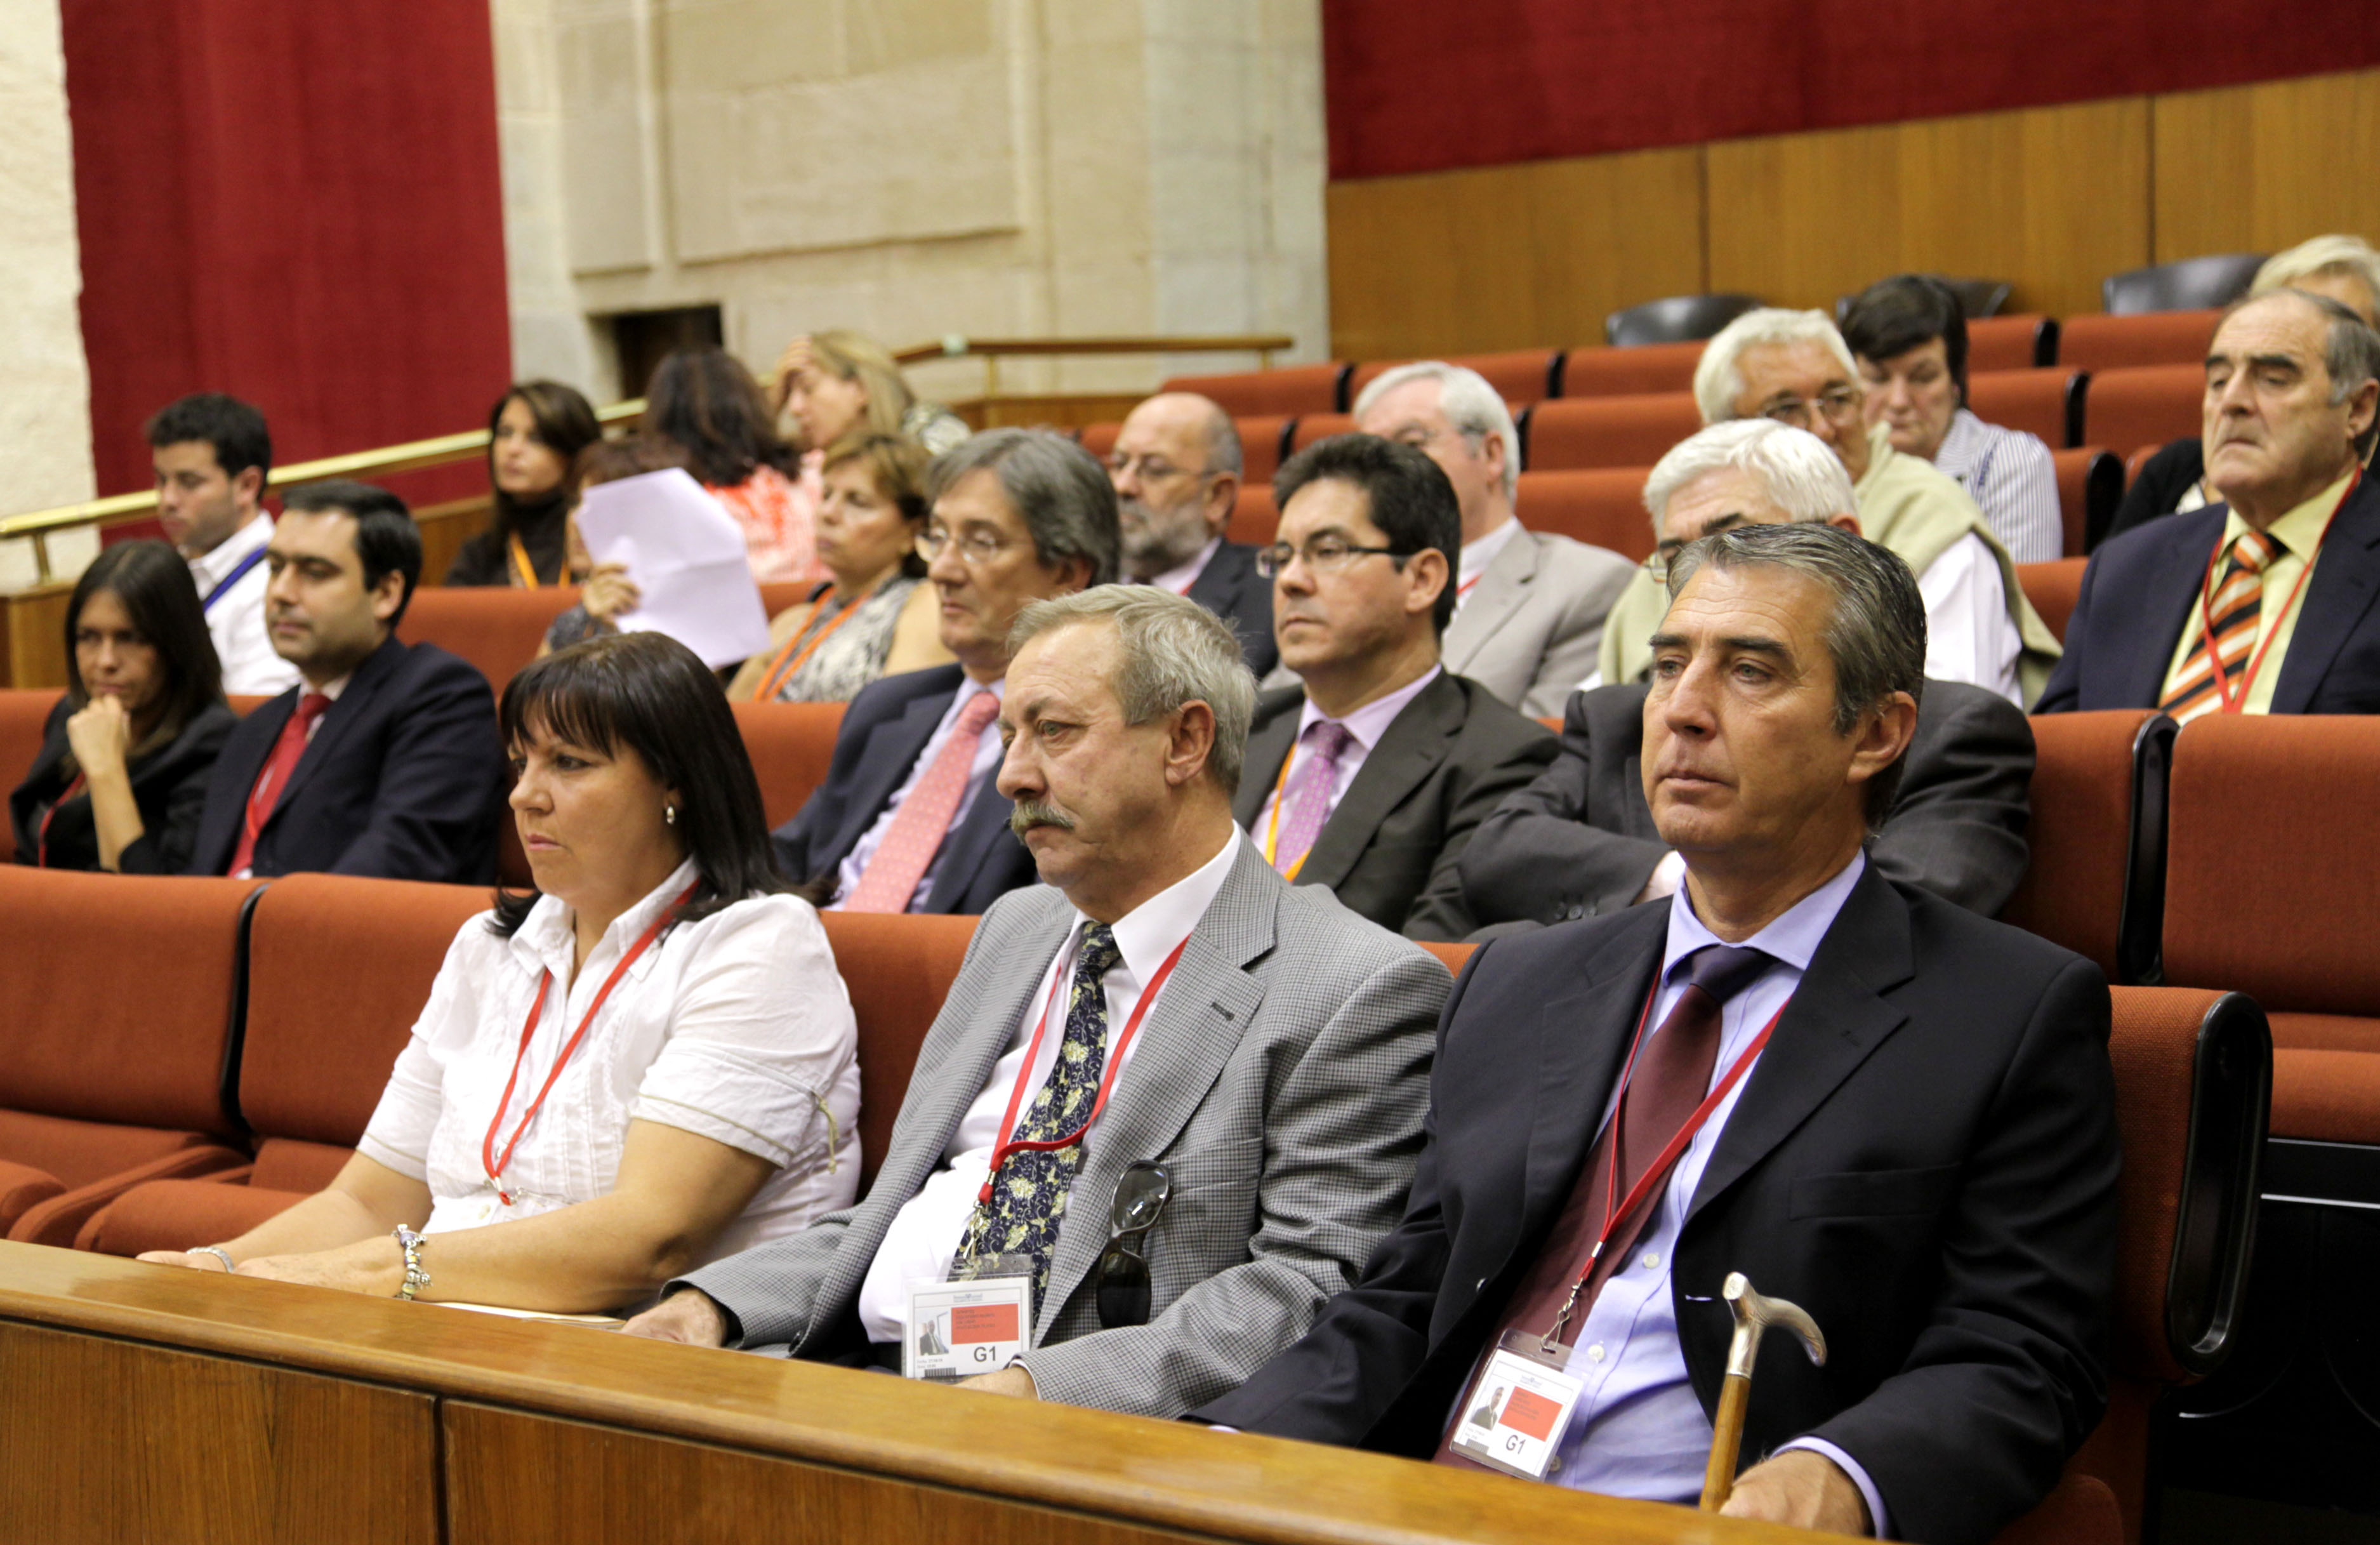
top-left (1272, 721), bottom-right (1354, 877)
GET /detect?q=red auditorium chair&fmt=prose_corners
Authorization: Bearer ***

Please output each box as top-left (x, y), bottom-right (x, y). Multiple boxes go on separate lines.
top-left (2001, 711), bottom-right (2176, 985)
top-left (2052, 448), bottom-right (2124, 557)
top-left (812, 912), bottom-right (981, 1188)
top-left (2084, 366), bottom-right (2203, 462)
top-left (1557, 340), bottom-right (1703, 399)
top-left (402, 584), bottom-right (581, 691)
top-left (1967, 368), bottom-right (2084, 449)
top-left (1347, 350), bottom-right (1564, 408)
top-left (0, 690), bottom-right (60, 818)
top-left (757, 580), bottom-right (812, 618)
top-left (0, 868), bottom-right (263, 1244)
top-left (1229, 486), bottom-right (1278, 546)
top-left (2018, 558), bottom-right (2090, 644)
top-left (1524, 394), bottom-right (1703, 471)
top-left (1289, 413), bottom-right (1356, 452)
top-left (730, 700), bottom-right (845, 828)
top-left (1160, 362), bottom-right (1350, 417)
top-left (2060, 310), bottom-right (2220, 373)
top-left (1079, 421), bottom-right (1121, 462)
top-left (1513, 468), bottom-right (1655, 562)
top-left (1969, 314), bottom-right (2059, 371)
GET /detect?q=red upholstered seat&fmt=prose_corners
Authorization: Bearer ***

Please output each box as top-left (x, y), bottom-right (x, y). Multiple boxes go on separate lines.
top-left (1228, 486), bottom-right (1278, 547)
top-left (400, 584), bottom-right (581, 692)
top-left (2084, 365), bottom-right (2203, 457)
top-left (1288, 413), bottom-right (1356, 453)
top-left (1514, 468), bottom-right (1655, 562)
top-left (1523, 394), bottom-right (1702, 471)
top-left (1990, 1473), bottom-right (2123, 1545)
top-left (0, 691), bottom-right (61, 829)
top-left (1967, 368), bottom-right (2082, 449)
top-left (817, 912), bottom-right (981, 1188)
top-left (1556, 341), bottom-right (1703, 399)
top-left (731, 701), bottom-right (847, 829)
top-left (2016, 559), bottom-right (2089, 645)
top-left (2061, 310), bottom-right (2219, 373)
top-left (1348, 350), bottom-right (1563, 408)
top-left (1078, 421), bottom-right (1120, 462)
top-left (1969, 315), bottom-right (2058, 373)
top-left (1415, 941), bottom-right (1472, 977)
top-left (1159, 363), bottom-right (1349, 418)
top-left (2000, 710), bottom-right (2171, 985)
top-left (2051, 448), bottom-right (2122, 557)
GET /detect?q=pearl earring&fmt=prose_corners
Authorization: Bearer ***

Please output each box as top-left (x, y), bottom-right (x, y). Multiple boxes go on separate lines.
top-left (664, 805), bottom-right (678, 826)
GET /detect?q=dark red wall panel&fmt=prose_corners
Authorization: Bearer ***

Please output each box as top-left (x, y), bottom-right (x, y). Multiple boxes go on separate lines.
top-left (1323, 1), bottom-right (2380, 180)
top-left (62, 0), bottom-right (511, 503)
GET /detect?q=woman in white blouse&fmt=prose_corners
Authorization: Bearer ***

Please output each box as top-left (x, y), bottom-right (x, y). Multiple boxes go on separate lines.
top-left (140, 632), bottom-right (862, 1313)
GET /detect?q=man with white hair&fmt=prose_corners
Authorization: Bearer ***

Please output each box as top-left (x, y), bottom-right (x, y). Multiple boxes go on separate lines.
top-left (1413, 420), bottom-right (2033, 938)
top-left (1354, 361), bottom-right (1634, 717)
top-left (1595, 310), bottom-right (2059, 705)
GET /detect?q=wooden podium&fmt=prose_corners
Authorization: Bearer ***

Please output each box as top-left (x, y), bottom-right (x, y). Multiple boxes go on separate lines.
top-left (0, 1240), bottom-right (1823, 1544)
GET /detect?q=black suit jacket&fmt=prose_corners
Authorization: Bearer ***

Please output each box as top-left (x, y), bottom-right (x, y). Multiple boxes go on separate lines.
top-left (10, 699), bottom-right (238, 873)
top-left (1232, 672), bottom-right (1556, 936)
top-left (1193, 867), bottom-right (2119, 1545)
top-left (770, 663), bottom-right (1036, 914)
top-left (1413, 679), bottom-right (2033, 938)
top-left (2039, 474), bottom-right (2380, 713)
top-left (187, 635), bottom-right (506, 882)
top-left (1185, 539), bottom-right (1278, 678)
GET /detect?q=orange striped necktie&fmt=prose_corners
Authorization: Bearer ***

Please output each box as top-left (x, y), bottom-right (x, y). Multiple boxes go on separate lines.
top-left (2161, 528), bottom-right (2284, 724)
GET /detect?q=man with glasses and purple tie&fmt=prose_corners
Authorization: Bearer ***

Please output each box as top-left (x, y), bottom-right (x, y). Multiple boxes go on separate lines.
top-left (1234, 434), bottom-right (1557, 936)
top-left (624, 587), bottom-right (1449, 1423)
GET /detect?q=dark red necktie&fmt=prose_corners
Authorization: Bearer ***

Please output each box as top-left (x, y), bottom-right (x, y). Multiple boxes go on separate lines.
top-left (229, 692), bottom-right (331, 876)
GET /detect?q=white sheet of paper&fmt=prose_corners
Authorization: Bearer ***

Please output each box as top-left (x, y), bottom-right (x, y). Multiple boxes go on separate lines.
top-left (572, 468), bottom-right (772, 668)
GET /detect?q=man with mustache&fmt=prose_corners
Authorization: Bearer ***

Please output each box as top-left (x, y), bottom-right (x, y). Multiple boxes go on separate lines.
top-left (1106, 392), bottom-right (1276, 675)
top-left (625, 588), bottom-right (1448, 1422)
top-left (2039, 289), bottom-right (2380, 717)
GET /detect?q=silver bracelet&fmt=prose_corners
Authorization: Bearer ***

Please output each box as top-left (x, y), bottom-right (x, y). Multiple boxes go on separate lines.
top-left (193, 1245), bottom-right (235, 1273)
top-left (392, 1226), bottom-right (432, 1301)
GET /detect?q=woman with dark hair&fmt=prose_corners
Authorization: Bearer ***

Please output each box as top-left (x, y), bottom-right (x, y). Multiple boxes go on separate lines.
top-left (726, 432), bottom-right (951, 702)
top-left (10, 540), bottom-right (236, 872)
top-left (139, 632), bottom-right (861, 1314)
top-left (447, 381), bottom-right (604, 587)
top-left (641, 346), bottom-right (822, 586)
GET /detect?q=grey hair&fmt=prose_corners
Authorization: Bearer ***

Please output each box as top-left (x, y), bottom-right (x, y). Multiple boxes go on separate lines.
top-left (2223, 288), bottom-right (2380, 408)
top-left (1665, 521), bottom-right (1926, 827)
top-left (1007, 587), bottom-right (1257, 792)
top-left (1354, 361), bottom-right (1522, 501)
top-left (925, 428), bottom-right (1121, 585)
top-left (1693, 308), bottom-right (1860, 425)
top-left (2253, 234), bottom-right (2380, 317)
top-left (1194, 397), bottom-right (1245, 477)
top-left (1641, 420), bottom-right (1858, 537)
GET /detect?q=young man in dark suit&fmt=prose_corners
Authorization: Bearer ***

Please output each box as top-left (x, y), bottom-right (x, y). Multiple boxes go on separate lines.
top-left (1233, 434), bottom-right (1556, 936)
top-left (2040, 289), bottom-right (2380, 717)
top-left (1195, 522), bottom-right (2119, 1545)
top-left (187, 481), bottom-right (506, 882)
top-left (1107, 392), bottom-right (1276, 676)
top-left (772, 429), bottom-right (1117, 913)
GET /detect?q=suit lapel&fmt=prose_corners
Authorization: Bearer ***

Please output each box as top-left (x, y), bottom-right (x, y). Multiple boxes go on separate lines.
top-left (2271, 479), bottom-right (2380, 713)
top-left (1183, 542), bottom-right (1243, 613)
top-left (924, 774), bottom-right (1021, 912)
top-left (1686, 867), bottom-right (1915, 1221)
top-left (1439, 529), bottom-right (1537, 677)
top-left (263, 637), bottom-right (403, 831)
top-left (834, 674), bottom-right (960, 857)
top-left (1036, 842), bottom-right (1275, 1336)
top-left (1295, 673), bottom-right (1458, 891)
top-left (2122, 508), bottom-right (2228, 708)
top-left (1233, 692), bottom-right (1304, 830)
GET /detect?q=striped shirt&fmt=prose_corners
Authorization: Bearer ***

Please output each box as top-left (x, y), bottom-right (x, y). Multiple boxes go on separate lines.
top-left (1934, 408), bottom-right (2063, 564)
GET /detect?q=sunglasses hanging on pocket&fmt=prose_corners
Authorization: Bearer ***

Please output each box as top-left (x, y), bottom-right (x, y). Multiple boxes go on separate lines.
top-left (1094, 1160), bottom-right (1172, 1329)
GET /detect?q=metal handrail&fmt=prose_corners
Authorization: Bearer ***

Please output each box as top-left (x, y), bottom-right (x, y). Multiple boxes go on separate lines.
top-left (890, 333), bottom-right (1293, 365)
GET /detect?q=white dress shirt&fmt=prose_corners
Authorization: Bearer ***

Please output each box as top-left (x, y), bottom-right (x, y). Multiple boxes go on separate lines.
top-left (1933, 409), bottom-right (2062, 566)
top-left (854, 830), bottom-right (1240, 1343)
top-left (1915, 534), bottom-right (2022, 705)
top-left (1148, 536), bottom-right (1223, 595)
top-left (1534, 850), bottom-right (1887, 1534)
top-left (831, 676), bottom-right (1006, 912)
top-left (188, 514), bottom-right (300, 695)
top-left (1251, 665), bottom-right (1443, 845)
top-left (359, 858), bottom-right (863, 1268)
top-left (1456, 517), bottom-right (1522, 611)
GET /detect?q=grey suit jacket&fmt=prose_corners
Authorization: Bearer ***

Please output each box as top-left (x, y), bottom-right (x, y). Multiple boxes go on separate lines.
top-left (678, 837), bottom-right (1449, 1419)
top-left (1441, 524), bottom-right (1636, 719)
top-left (1232, 673), bottom-right (1556, 936)
top-left (1409, 678), bottom-right (2033, 938)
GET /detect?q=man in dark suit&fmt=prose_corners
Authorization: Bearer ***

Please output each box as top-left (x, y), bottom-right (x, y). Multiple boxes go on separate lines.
top-left (1411, 675), bottom-right (2033, 939)
top-left (1107, 392), bottom-right (1276, 675)
top-left (1233, 434), bottom-right (1555, 935)
top-left (2040, 289), bottom-right (2380, 717)
top-left (773, 429), bottom-right (1117, 913)
top-left (1194, 522), bottom-right (2119, 1544)
top-left (188, 481), bottom-right (505, 881)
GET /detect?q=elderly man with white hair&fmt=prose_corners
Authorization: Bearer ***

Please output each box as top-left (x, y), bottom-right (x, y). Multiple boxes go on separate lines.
top-left (1592, 326), bottom-right (2061, 705)
top-left (1411, 420), bottom-right (2035, 940)
top-left (1352, 361), bottom-right (1635, 717)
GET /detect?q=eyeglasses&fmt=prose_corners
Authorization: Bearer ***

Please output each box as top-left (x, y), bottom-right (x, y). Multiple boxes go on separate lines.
top-left (915, 526), bottom-right (1021, 567)
top-left (1641, 540), bottom-right (1689, 585)
top-left (1094, 1160), bottom-right (1172, 1329)
top-left (1254, 536), bottom-right (1405, 579)
top-left (1757, 387), bottom-right (1863, 430)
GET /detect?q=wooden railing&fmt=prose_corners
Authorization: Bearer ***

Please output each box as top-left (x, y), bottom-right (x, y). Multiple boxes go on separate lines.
top-left (894, 333), bottom-right (1295, 398)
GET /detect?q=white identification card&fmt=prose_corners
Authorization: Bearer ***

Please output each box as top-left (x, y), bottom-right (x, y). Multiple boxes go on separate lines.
top-left (1446, 1337), bottom-right (1587, 1481)
top-left (904, 1275), bottom-right (1032, 1383)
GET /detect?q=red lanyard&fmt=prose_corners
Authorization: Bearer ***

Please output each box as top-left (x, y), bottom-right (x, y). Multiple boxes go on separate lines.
top-left (2196, 467), bottom-right (2359, 715)
top-left (974, 930), bottom-right (1193, 1205)
top-left (482, 882), bottom-right (699, 1204)
top-left (36, 773), bottom-right (86, 868)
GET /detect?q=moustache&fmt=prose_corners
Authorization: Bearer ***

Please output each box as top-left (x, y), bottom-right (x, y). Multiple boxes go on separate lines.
top-left (1008, 798), bottom-right (1077, 836)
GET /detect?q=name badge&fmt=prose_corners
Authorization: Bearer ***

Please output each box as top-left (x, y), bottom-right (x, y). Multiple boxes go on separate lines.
top-left (1446, 1334), bottom-right (1587, 1481)
top-left (904, 1271), bottom-right (1033, 1383)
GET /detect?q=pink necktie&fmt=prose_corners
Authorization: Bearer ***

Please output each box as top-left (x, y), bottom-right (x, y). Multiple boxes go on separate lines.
top-left (229, 692), bottom-right (331, 876)
top-left (1271, 721), bottom-right (1354, 878)
top-left (844, 691), bottom-right (1002, 913)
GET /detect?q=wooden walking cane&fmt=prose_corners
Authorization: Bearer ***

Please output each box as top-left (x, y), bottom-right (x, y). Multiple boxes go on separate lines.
top-left (1700, 1271), bottom-right (1828, 1511)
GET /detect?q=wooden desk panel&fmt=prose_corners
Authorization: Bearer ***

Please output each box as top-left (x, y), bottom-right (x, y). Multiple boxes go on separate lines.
top-left (0, 1318), bottom-right (439, 1545)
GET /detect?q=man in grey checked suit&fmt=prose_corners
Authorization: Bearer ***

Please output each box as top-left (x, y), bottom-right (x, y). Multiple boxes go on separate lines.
top-left (624, 587), bottom-right (1450, 1419)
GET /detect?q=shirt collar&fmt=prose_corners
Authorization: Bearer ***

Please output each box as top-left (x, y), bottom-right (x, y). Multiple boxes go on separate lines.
top-left (187, 513), bottom-right (273, 585)
top-left (1459, 517), bottom-right (1521, 586)
top-left (308, 672), bottom-right (355, 704)
top-left (1936, 408), bottom-right (1986, 462)
top-left (1662, 850), bottom-right (1866, 980)
top-left (1147, 536), bottom-right (1223, 595)
top-left (1066, 827), bottom-right (1238, 987)
top-left (512, 854), bottom-right (704, 980)
top-left (1294, 664), bottom-right (1441, 754)
top-left (2225, 467), bottom-right (2358, 560)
